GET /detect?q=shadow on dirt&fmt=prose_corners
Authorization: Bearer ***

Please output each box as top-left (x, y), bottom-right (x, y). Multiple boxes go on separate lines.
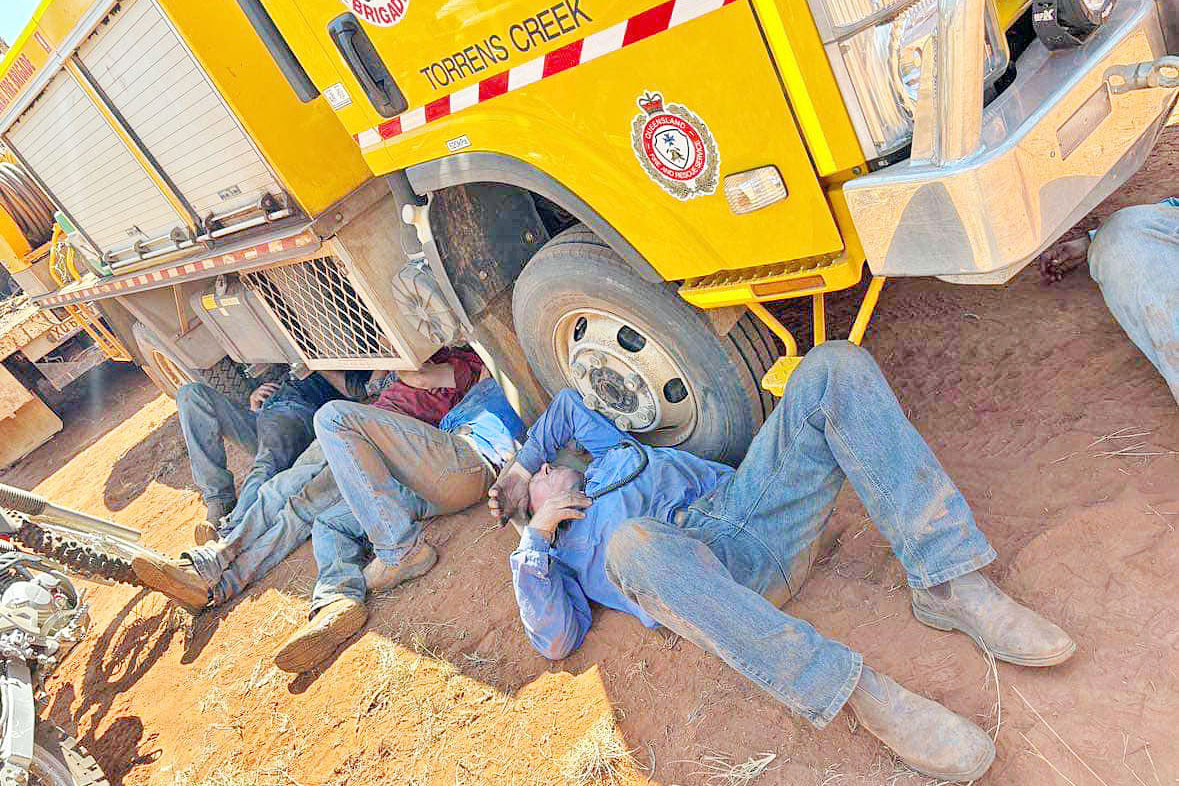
top-left (102, 412), bottom-right (193, 511)
top-left (50, 589), bottom-right (183, 784)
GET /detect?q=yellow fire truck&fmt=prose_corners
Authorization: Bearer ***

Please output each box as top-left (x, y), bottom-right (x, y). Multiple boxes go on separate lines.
top-left (0, 0), bottom-right (1174, 462)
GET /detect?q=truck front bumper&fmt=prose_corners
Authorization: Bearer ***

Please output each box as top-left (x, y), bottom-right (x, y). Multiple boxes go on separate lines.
top-left (843, 0), bottom-right (1178, 284)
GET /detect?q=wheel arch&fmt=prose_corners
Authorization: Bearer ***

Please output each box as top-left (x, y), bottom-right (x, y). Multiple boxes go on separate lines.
top-left (405, 152), bottom-right (663, 286)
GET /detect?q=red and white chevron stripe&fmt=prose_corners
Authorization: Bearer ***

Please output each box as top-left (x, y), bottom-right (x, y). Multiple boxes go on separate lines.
top-left (37, 232), bottom-right (318, 308)
top-left (353, 0), bottom-right (738, 150)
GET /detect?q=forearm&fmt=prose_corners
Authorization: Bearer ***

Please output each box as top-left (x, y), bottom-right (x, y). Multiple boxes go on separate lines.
top-left (510, 530), bottom-right (590, 659)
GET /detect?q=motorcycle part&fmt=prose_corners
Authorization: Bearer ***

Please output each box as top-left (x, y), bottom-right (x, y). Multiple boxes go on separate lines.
top-left (0, 485), bottom-right (140, 543)
top-left (9, 516), bottom-right (140, 588)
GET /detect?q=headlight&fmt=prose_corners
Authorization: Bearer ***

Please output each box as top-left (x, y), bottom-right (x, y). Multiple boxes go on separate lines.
top-left (815, 0), bottom-right (1010, 158)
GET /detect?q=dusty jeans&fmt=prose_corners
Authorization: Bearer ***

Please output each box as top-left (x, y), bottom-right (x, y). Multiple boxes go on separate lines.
top-left (311, 401), bottom-right (495, 612)
top-left (1089, 201), bottom-right (1179, 403)
top-left (176, 382), bottom-right (317, 529)
top-left (603, 341), bottom-right (997, 727)
top-left (184, 442), bottom-right (344, 605)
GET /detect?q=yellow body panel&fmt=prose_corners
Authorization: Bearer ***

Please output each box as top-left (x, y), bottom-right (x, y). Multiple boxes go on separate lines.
top-left (157, 0), bottom-right (372, 217)
top-left (273, 0), bottom-right (845, 282)
top-left (750, 0), bottom-right (865, 176)
top-left (0, 0), bottom-right (371, 222)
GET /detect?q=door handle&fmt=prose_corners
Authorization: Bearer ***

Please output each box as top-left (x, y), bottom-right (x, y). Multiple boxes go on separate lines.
top-left (327, 13), bottom-right (407, 117)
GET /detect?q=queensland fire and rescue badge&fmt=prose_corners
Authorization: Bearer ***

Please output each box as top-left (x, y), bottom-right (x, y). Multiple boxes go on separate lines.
top-left (631, 91), bottom-right (720, 200)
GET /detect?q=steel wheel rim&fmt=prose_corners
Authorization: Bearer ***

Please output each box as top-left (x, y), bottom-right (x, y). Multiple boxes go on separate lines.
top-left (151, 349), bottom-right (188, 393)
top-left (552, 307), bottom-right (697, 446)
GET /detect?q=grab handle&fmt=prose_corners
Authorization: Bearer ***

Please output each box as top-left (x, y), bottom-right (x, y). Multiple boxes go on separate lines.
top-left (328, 13), bottom-right (407, 117)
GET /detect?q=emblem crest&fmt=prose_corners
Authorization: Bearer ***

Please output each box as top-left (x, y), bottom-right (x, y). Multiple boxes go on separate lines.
top-left (630, 91), bottom-right (720, 200)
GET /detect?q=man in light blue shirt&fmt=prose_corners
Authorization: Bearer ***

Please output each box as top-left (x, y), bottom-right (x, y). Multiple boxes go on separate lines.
top-left (490, 342), bottom-right (1075, 783)
top-left (1039, 197), bottom-right (1179, 402)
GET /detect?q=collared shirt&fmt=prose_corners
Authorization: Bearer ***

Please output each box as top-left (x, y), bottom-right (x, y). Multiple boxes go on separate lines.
top-left (509, 388), bottom-right (732, 659)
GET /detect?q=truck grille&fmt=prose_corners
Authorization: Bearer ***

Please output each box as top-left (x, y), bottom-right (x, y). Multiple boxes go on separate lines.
top-left (241, 256), bottom-right (400, 363)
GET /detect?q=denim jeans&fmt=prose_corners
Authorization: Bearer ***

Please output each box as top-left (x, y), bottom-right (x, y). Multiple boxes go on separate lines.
top-left (603, 341), bottom-right (997, 727)
top-left (184, 442), bottom-right (345, 605)
top-left (311, 401), bottom-right (495, 612)
top-left (1089, 202), bottom-right (1179, 404)
top-left (176, 382), bottom-right (317, 529)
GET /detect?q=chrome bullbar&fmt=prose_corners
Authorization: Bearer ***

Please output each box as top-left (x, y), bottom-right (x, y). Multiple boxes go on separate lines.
top-left (844, 0), bottom-right (1179, 284)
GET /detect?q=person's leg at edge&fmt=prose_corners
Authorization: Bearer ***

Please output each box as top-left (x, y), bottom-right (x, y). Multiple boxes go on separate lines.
top-left (1088, 203), bottom-right (1179, 403)
top-left (604, 516), bottom-right (994, 782)
top-left (176, 383), bottom-right (257, 509)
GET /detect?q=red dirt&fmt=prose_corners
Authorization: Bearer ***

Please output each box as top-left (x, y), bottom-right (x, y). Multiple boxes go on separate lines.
top-left (4, 122), bottom-right (1177, 786)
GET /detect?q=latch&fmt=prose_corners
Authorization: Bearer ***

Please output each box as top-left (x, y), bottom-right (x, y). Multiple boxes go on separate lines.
top-left (1105, 56), bottom-right (1179, 94)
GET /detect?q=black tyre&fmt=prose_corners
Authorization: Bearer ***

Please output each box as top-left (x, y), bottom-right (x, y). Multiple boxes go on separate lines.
top-left (29, 724), bottom-right (109, 786)
top-left (512, 225), bottom-right (780, 465)
top-left (131, 323), bottom-right (253, 405)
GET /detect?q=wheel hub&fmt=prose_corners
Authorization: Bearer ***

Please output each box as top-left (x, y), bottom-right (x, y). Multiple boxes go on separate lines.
top-left (554, 309), bottom-right (697, 443)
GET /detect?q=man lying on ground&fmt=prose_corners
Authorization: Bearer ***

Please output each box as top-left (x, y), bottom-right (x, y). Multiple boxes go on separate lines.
top-left (132, 349), bottom-right (489, 613)
top-left (270, 370), bottom-right (526, 673)
top-left (1038, 197), bottom-right (1179, 403)
top-left (178, 367), bottom-right (369, 544)
top-left (489, 342), bottom-right (1075, 783)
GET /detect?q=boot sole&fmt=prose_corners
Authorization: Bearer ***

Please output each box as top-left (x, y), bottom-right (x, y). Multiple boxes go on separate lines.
top-left (906, 738), bottom-right (995, 783)
top-left (274, 603), bottom-right (368, 674)
top-left (131, 556), bottom-right (209, 613)
top-left (912, 604), bottom-right (1077, 667)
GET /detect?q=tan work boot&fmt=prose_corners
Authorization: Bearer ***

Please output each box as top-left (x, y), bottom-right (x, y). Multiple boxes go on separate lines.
top-left (363, 543), bottom-right (438, 593)
top-left (131, 554), bottom-right (212, 613)
top-left (847, 666), bottom-right (994, 782)
top-left (912, 571), bottom-right (1075, 667)
top-left (274, 599), bottom-right (367, 674)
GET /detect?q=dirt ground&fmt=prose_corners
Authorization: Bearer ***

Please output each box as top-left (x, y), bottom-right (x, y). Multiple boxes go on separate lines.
top-left (3, 121), bottom-right (1177, 786)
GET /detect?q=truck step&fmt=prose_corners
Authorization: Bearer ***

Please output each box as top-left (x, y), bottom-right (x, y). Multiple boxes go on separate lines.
top-left (680, 254), bottom-right (862, 309)
top-left (761, 355), bottom-right (804, 397)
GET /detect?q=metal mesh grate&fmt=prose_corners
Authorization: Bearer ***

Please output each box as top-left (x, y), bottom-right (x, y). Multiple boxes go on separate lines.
top-left (241, 256), bottom-right (399, 361)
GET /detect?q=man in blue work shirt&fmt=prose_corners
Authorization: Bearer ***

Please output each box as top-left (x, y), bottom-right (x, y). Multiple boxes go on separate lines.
top-left (1039, 197), bottom-right (1179, 403)
top-left (490, 341), bottom-right (1075, 783)
top-left (271, 369), bottom-right (527, 673)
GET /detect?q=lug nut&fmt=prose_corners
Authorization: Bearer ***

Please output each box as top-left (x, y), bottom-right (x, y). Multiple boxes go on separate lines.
top-left (638, 405), bottom-right (657, 426)
top-left (570, 361), bottom-right (587, 379)
top-left (588, 353), bottom-right (606, 369)
top-left (583, 393), bottom-right (600, 411)
top-left (624, 373), bottom-right (644, 392)
top-left (614, 414), bottom-right (631, 430)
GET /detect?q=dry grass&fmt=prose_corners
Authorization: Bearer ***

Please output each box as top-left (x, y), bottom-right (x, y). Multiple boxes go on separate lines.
top-left (560, 714), bottom-right (638, 786)
top-left (692, 751), bottom-right (777, 785)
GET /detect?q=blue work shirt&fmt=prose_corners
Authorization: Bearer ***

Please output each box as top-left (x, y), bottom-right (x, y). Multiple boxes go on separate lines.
top-left (439, 377), bottom-right (527, 468)
top-left (510, 388), bottom-right (733, 659)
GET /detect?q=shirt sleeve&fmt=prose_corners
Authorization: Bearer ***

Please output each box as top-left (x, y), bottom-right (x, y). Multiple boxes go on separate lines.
top-left (514, 388), bottom-right (627, 473)
top-left (509, 528), bottom-right (592, 660)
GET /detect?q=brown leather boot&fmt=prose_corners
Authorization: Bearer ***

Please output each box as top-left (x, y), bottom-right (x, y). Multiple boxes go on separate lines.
top-left (131, 553), bottom-right (212, 612)
top-left (363, 543), bottom-right (438, 593)
top-left (912, 570), bottom-right (1076, 667)
top-left (847, 666), bottom-right (994, 782)
top-left (274, 599), bottom-right (367, 674)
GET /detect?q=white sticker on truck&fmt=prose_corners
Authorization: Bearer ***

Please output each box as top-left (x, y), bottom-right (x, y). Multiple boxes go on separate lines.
top-left (345, 0), bottom-right (409, 27)
top-left (324, 82), bottom-right (353, 110)
top-left (446, 135), bottom-right (471, 152)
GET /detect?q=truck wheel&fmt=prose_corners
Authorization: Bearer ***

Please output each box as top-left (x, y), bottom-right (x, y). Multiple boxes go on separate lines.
top-left (512, 226), bottom-right (780, 465)
top-left (131, 323), bottom-right (253, 405)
